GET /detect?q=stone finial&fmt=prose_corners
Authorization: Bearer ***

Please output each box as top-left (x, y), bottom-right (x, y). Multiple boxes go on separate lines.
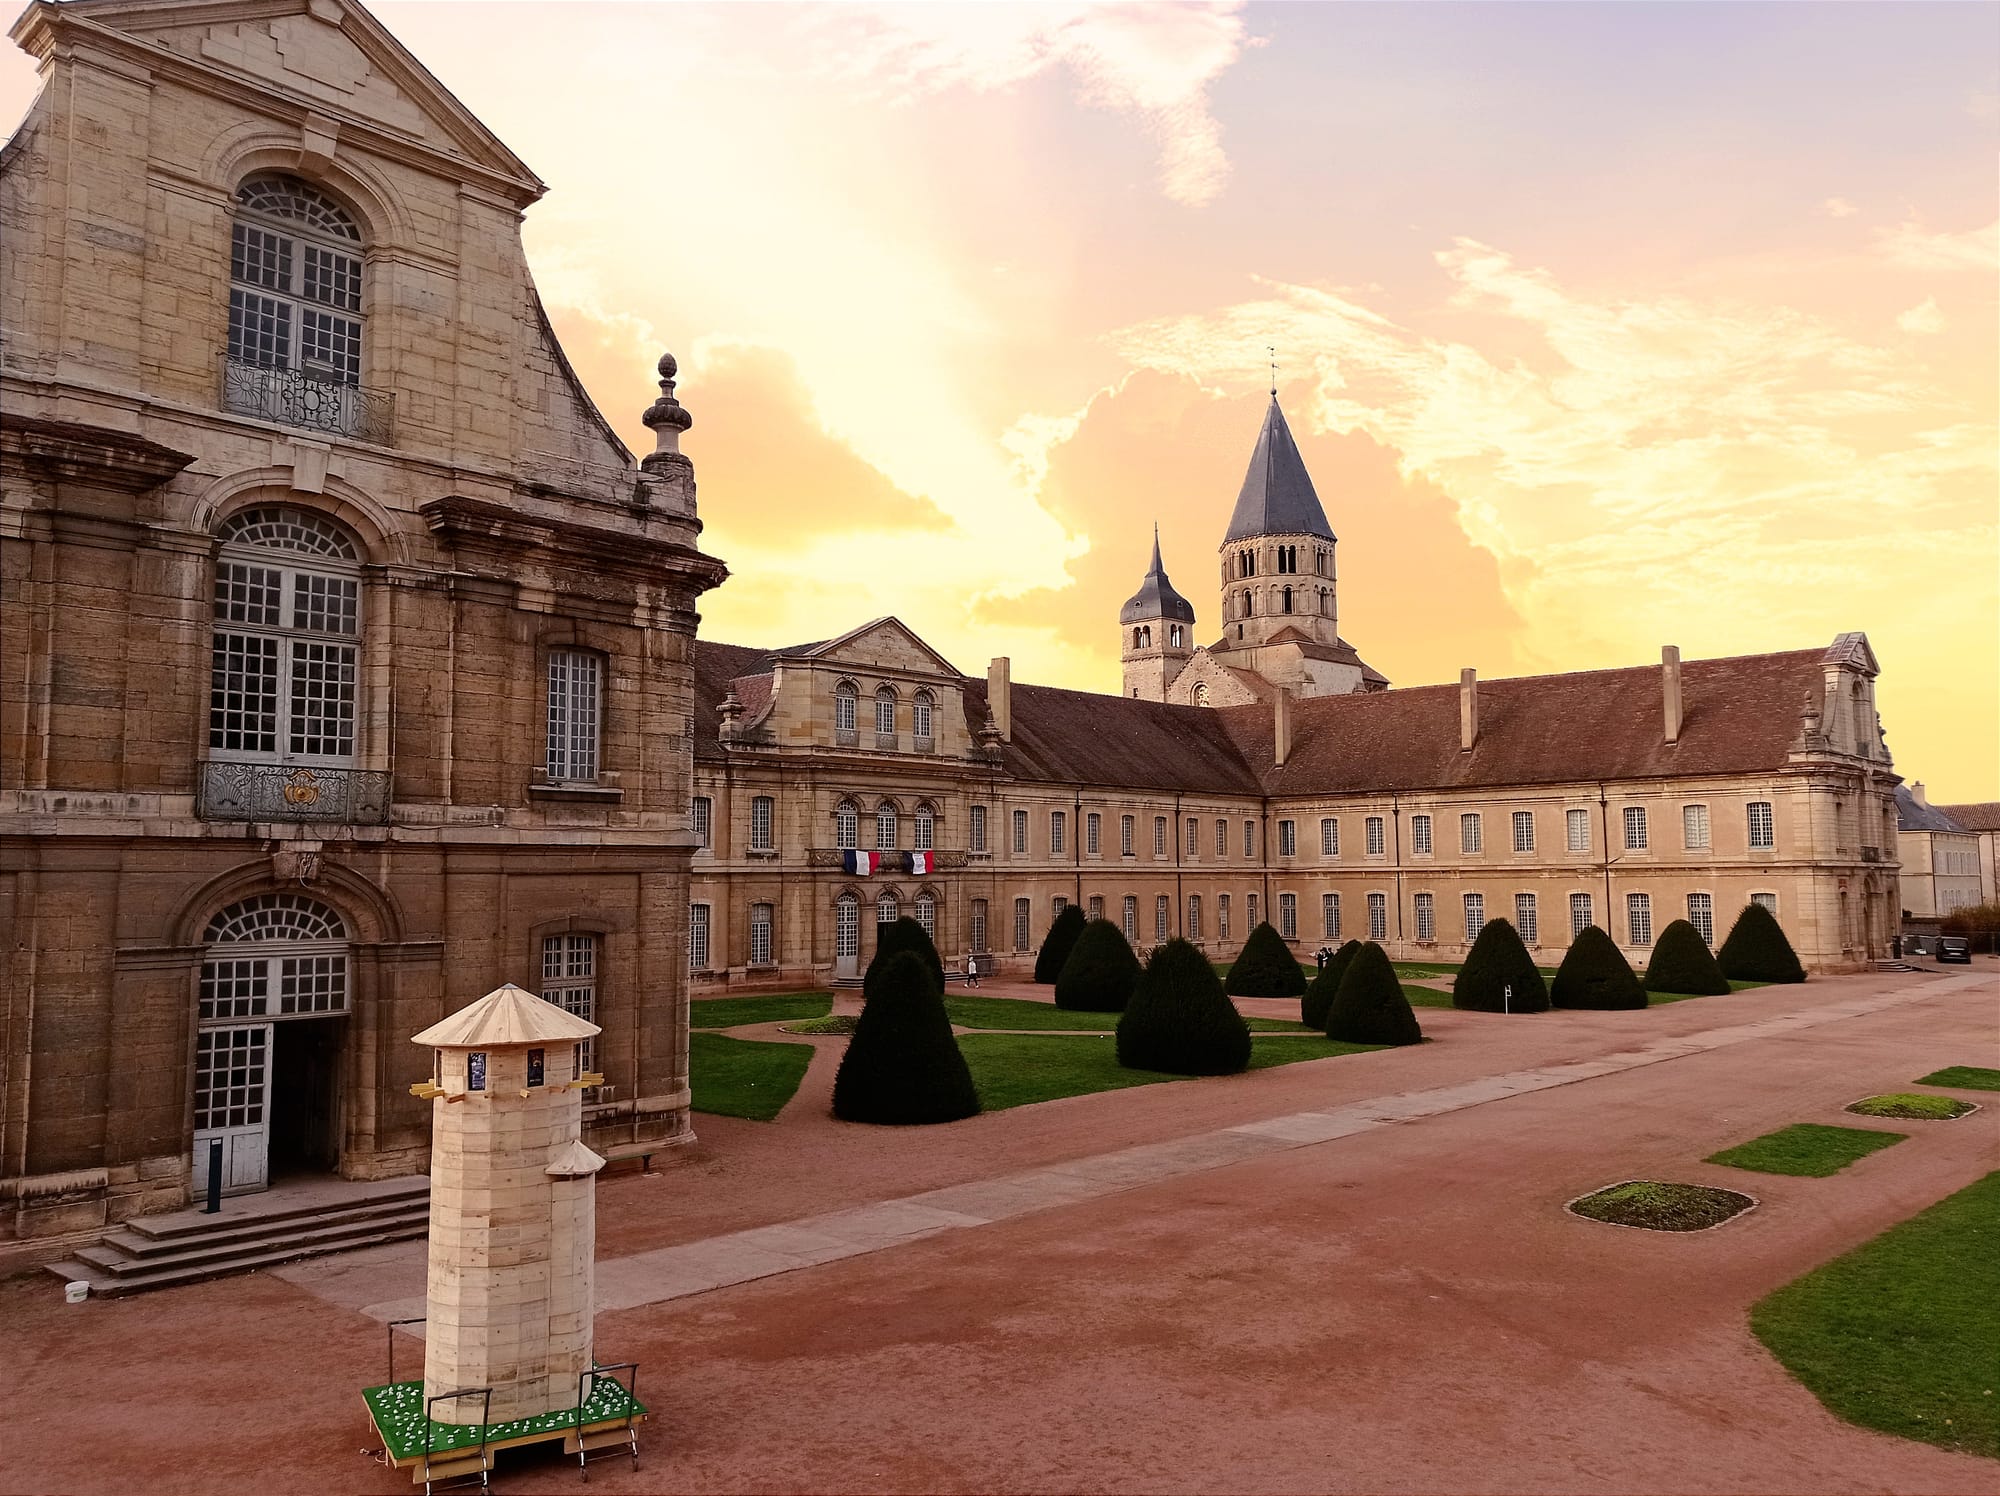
top-left (641, 350), bottom-right (693, 460)
top-left (717, 686), bottom-right (743, 743)
top-left (976, 712), bottom-right (1003, 760)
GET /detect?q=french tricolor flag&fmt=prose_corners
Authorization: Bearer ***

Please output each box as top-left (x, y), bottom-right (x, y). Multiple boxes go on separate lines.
top-left (843, 849), bottom-right (877, 875)
top-left (909, 850), bottom-right (933, 875)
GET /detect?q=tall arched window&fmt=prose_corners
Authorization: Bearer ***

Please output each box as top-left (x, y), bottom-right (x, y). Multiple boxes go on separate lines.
top-left (876, 801), bottom-right (899, 850)
top-left (1168, 624), bottom-right (1183, 648)
top-left (1282, 586), bottom-right (1293, 614)
top-left (833, 799), bottom-right (859, 850)
top-left (913, 803), bottom-right (936, 851)
top-left (877, 891), bottom-right (900, 926)
top-left (833, 681), bottom-right (858, 736)
top-left (915, 891), bottom-right (937, 939)
top-left (835, 892), bottom-right (860, 962)
top-left (912, 689), bottom-right (934, 742)
top-left (210, 506), bottom-right (362, 766)
top-left (226, 176), bottom-right (372, 436)
top-left (874, 686), bottom-right (897, 736)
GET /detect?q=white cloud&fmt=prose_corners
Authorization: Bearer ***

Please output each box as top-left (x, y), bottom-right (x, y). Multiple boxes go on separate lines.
top-left (799, 3), bottom-right (1249, 206)
top-left (1876, 217), bottom-right (2000, 271)
top-left (1820, 197), bottom-right (1858, 218)
top-left (1896, 297), bottom-right (1945, 334)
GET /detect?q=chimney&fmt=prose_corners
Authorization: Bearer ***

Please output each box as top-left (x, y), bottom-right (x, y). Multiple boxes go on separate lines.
top-left (1662, 645), bottom-right (1683, 745)
top-left (987, 656), bottom-right (1012, 742)
top-left (1911, 780), bottom-right (1927, 807)
top-left (1273, 687), bottom-right (1292, 767)
top-left (1459, 668), bottom-right (1478, 752)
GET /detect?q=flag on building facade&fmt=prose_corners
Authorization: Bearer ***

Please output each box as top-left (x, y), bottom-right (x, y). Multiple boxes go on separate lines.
top-left (909, 850), bottom-right (933, 874)
top-left (843, 849), bottom-right (877, 874)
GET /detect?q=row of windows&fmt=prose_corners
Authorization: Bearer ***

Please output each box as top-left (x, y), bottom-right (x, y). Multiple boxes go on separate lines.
top-left (832, 682), bottom-right (936, 740)
top-left (1130, 624), bottom-right (1187, 650)
top-left (1274, 804), bottom-right (1777, 858)
top-left (1229, 585), bottom-right (1332, 620)
top-left (1234, 545), bottom-right (1330, 579)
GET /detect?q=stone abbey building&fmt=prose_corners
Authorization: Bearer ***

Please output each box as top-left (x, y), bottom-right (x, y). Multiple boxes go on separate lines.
top-left (1, 0), bottom-right (1902, 1252)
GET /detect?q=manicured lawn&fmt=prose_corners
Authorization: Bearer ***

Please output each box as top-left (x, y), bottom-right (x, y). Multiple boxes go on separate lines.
top-left (1394, 961), bottom-right (1560, 979)
top-left (1848, 1093), bottom-right (1978, 1121)
top-left (689, 993), bottom-right (832, 1029)
top-left (946, 995), bottom-right (1312, 1033)
top-left (1918, 1066), bottom-right (2000, 1091)
top-left (1753, 1169), bottom-right (2000, 1460)
top-left (688, 1031), bottom-right (814, 1120)
top-left (1569, 1180), bottom-right (1753, 1231)
top-left (1647, 979), bottom-right (1770, 1006)
top-left (1400, 983), bottom-right (1458, 1009)
top-left (1707, 1122), bottom-right (1906, 1177)
top-left (957, 1032), bottom-right (1382, 1111)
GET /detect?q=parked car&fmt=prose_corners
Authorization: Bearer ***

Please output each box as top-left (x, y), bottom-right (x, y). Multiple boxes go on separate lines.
top-left (1937, 936), bottom-right (1972, 964)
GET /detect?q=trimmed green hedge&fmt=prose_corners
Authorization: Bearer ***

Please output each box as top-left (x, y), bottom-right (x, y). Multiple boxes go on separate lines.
top-left (1645, 918), bottom-right (1730, 995)
top-left (1054, 916), bottom-right (1142, 1012)
top-left (1550, 924), bottom-right (1647, 1010)
top-left (833, 950), bottom-right (980, 1125)
top-left (1324, 942), bottom-right (1422, 1046)
top-left (1117, 938), bottom-right (1251, 1076)
top-left (1452, 918), bottom-right (1550, 1013)
top-left (1302, 938), bottom-right (1361, 1028)
top-left (1034, 904), bottom-right (1088, 985)
top-left (1225, 922), bottom-right (1307, 998)
top-left (866, 917), bottom-right (943, 1000)
top-left (1717, 901), bottom-right (1807, 984)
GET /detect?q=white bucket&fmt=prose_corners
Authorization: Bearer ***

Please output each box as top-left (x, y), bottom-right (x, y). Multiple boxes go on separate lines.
top-left (64, 1280), bottom-right (89, 1304)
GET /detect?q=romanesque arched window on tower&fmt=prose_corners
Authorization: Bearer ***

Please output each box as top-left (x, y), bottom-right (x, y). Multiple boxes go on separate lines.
top-left (1282, 586), bottom-right (1293, 614)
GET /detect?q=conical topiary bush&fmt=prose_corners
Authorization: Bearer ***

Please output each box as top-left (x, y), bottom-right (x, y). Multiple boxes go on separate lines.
top-left (1452, 917), bottom-right (1550, 1013)
top-left (1644, 919), bottom-right (1731, 995)
top-left (1224, 921), bottom-right (1307, 998)
top-left (866, 916), bottom-right (944, 1001)
top-left (1117, 938), bottom-right (1251, 1076)
top-left (1302, 939), bottom-right (1362, 1028)
top-left (1034, 903), bottom-right (1088, 984)
top-left (833, 950), bottom-right (981, 1125)
top-left (1324, 942), bottom-right (1422, 1046)
top-left (1054, 917), bottom-right (1142, 1012)
top-left (1550, 924), bottom-right (1647, 1010)
top-left (1716, 902), bottom-right (1807, 984)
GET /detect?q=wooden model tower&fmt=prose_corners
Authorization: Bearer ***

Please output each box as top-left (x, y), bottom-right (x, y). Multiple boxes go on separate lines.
top-left (411, 984), bottom-right (605, 1424)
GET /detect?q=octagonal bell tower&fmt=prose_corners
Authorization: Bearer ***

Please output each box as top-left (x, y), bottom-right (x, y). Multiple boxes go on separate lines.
top-left (1120, 525), bottom-right (1196, 701)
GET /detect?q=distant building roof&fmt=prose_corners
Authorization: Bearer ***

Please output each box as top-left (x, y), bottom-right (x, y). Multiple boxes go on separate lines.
top-left (1936, 801), bottom-right (2000, 832)
top-left (1896, 786), bottom-right (1969, 834)
top-left (1223, 395), bottom-right (1335, 544)
top-left (1119, 527), bottom-right (1196, 625)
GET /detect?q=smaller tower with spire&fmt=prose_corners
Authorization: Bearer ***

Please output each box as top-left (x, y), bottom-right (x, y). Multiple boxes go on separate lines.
top-left (1120, 525), bottom-right (1197, 701)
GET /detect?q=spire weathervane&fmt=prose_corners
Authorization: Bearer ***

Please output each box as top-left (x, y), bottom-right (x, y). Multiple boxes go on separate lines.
top-left (1268, 345), bottom-right (1277, 397)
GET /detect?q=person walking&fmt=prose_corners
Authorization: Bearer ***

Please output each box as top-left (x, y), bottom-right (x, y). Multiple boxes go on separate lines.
top-left (963, 949), bottom-right (981, 988)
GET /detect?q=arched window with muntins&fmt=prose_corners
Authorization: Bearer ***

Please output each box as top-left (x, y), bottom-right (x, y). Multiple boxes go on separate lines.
top-left (1193, 682), bottom-right (1210, 707)
top-left (912, 690), bottom-right (934, 740)
top-left (915, 891), bottom-right (937, 939)
top-left (874, 686), bottom-right (897, 736)
top-left (877, 891), bottom-right (900, 926)
top-left (913, 803), bottom-right (936, 851)
top-left (227, 175), bottom-right (366, 403)
top-left (834, 799), bottom-right (859, 850)
top-left (876, 801), bottom-right (899, 850)
top-left (199, 893), bottom-right (349, 1022)
top-left (210, 504), bottom-right (362, 765)
top-left (833, 681), bottom-right (858, 734)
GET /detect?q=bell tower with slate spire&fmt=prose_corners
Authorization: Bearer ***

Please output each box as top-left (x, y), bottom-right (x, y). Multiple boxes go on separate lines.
top-left (1119, 525), bottom-right (1196, 700)
top-left (1220, 392), bottom-right (1341, 652)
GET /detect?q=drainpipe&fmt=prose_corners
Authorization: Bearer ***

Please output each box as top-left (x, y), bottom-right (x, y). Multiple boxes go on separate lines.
top-left (1392, 791), bottom-right (1405, 947)
top-left (1174, 791), bottom-right (1184, 938)
top-left (1599, 781), bottom-right (1613, 933)
top-left (1074, 784), bottom-right (1084, 911)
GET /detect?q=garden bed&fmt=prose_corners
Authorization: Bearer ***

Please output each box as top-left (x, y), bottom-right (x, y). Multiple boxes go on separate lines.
top-left (1846, 1093), bottom-right (1979, 1122)
top-left (1567, 1179), bottom-right (1755, 1232)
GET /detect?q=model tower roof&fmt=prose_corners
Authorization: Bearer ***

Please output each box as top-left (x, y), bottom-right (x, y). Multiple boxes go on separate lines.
top-left (412, 983), bottom-right (601, 1048)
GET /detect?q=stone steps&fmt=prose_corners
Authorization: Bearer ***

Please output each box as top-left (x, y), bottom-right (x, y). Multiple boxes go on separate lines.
top-left (45, 1178), bottom-right (429, 1298)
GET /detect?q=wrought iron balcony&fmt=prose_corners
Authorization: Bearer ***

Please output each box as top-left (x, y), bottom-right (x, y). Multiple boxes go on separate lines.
top-left (198, 761), bottom-right (392, 825)
top-left (806, 848), bottom-right (969, 871)
top-left (219, 354), bottom-right (395, 445)
top-left (834, 727), bottom-right (859, 748)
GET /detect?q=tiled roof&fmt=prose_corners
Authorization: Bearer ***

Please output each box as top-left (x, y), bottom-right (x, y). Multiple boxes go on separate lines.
top-left (1223, 395), bottom-right (1335, 543)
top-left (1896, 787), bottom-right (1969, 834)
top-left (962, 678), bottom-right (1264, 795)
top-left (1936, 801), bottom-right (2000, 832)
top-left (1119, 528), bottom-right (1197, 625)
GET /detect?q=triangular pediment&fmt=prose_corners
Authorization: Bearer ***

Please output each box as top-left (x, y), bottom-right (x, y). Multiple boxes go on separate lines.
top-left (24, 0), bottom-right (542, 196)
top-left (1823, 631), bottom-right (1879, 675)
top-left (805, 617), bottom-right (962, 678)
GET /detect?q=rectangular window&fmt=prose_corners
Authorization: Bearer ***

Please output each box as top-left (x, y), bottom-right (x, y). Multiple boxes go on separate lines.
top-left (1087, 812), bottom-right (1101, 855)
top-left (1623, 806), bottom-right (1649, 850)
top-left (208, 634), bottom-right (278, 756)
top-left (970, 804), bottom-right (987, 853)
top-left (1154, 817), bottom-right (1168, 857)
top-left (971, 899), bottom-right (988, 953)
top-left (1279, 892), bottom-right (1297, 939)
top-left (750, 795), bottom-right (774, 852)
top-left (1218, 894), bottom-right (1231, 940)
top-left (1123, 895), bottom-right (1138, 941)
top-left (1013, 809), bottom-right (1028, 854)
top-left (1322, 892), bottom-right (1340, 939)
top-left (1683, 804), bottom-right (1711, 850)
top-left (691, 795), bottom-right (712, 848)
top-left (688, 903), bottom-right (711, 971)
top-left (1567, 808), bottom-right (1590, 853)
top-left (1367, 891), bottom-right (1387, 940)
top-left (1248, 892), bottom-right (1260, 928)
top-left (1155, 894), bottom-right (1171, 941)
top-left (1366, 816), bottom-right (1385, 857)
top-left (750, 903), bottom-right (774, 965)
top-left (1014, 898), bottom-right (1030, 951)
top-left (1052, 896), bottom-right (1067, 916)
top-left (1051, 811), bottom-right (1066, 855)
top-left (1463, 892), bottom-right (1485, 941)
top-left (287, 639), bottom-right (358, 759)
top-left (1687, 892), bottom-right (1713, 945)
top-left (1186, 817), bottom-right (1200, 856)
top-left (1121, 815), bottom-right (1135, 856)
top-left (1321, 818), bottom-right (1339, 857)
top-left (1461, 813), bottom-right (1483, 854)
top-left (1088, 895), bottom-right (1104, 921)
top-left (1747, 801), bottom-right (1775, 850)
top-left (1188, 894), bottom-right (1202, 940)
top-left (1751, 892), bottom-right (1778, 915)
top-left (541, 934), bottom-right (597, 1076)
top-left (196, 1028), bottom-right (270, 1131)
top-left (1570, 892), bottom-right (1593, 937)
top-left (1512, 811), bottom-right (1534, 853)
top-left (1627, 892), bottom-right (1653, 946)
top-left (1279, 820), bottom-right (1297, 857)
top-left (1414, 892), bottom-right (1435, 942)
top-left (1243, 820), bottom-right (1256, 858)
top-left (1515, 893), bottom-right (1538, 945)
top-left (1411, 814), bottom-right (1432, 857)
top-left (546, 649), bottom-right (601, 783)
top-left (1217, 819), bottom-right (1229, 857)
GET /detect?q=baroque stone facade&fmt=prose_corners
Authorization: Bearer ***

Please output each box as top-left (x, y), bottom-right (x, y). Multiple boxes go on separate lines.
top-left (0, 0), bottom-right (722, 1245)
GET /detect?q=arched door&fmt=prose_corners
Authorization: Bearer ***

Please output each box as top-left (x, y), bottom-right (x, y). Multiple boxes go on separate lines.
top-left (196, 893), bottom-right (350, 1193)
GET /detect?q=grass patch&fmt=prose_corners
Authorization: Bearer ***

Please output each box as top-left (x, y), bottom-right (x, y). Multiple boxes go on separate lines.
top-left (1647, 978), bottom-right (1770, 1006)
top-left (957, 1032), bottom-right (1383, 1111)
top-left (1707, 1123), bottom-right (1906, 1177)
top-left (1848, 1093), bottom-right (1978, 1121)
top-left (688, 1031), bottom-right (814, 1121)
top-left (945, 994), bottom-right (1311, 1033)
top-left (1918, 1066), bottom-right (2000, 1092)
top-left (1753, 1170), bottom-right (2000, 1460)
top-left (782, 1015), bottom-right (857, 1036)
top-left (1401, 983), bottom-right (1458, 1009)
top-left (1393, 961), bottom-right (1560, 979)
top-left (1569, 1180), bottom-right (1754, 1231)
top-left (689, 993), bottom-right (831, 1029)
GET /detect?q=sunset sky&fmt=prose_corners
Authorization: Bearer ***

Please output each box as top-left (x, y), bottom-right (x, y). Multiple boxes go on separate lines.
top-left (3, 2), bottom-right (1994, 798)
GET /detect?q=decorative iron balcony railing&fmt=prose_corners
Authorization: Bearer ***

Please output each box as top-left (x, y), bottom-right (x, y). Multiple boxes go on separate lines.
top-left (198, 761), bottom-right (392, 825)
top-left (806, 848), bottom-right (969, 871)
top-left (219, 355), bottom-right (395, 445)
